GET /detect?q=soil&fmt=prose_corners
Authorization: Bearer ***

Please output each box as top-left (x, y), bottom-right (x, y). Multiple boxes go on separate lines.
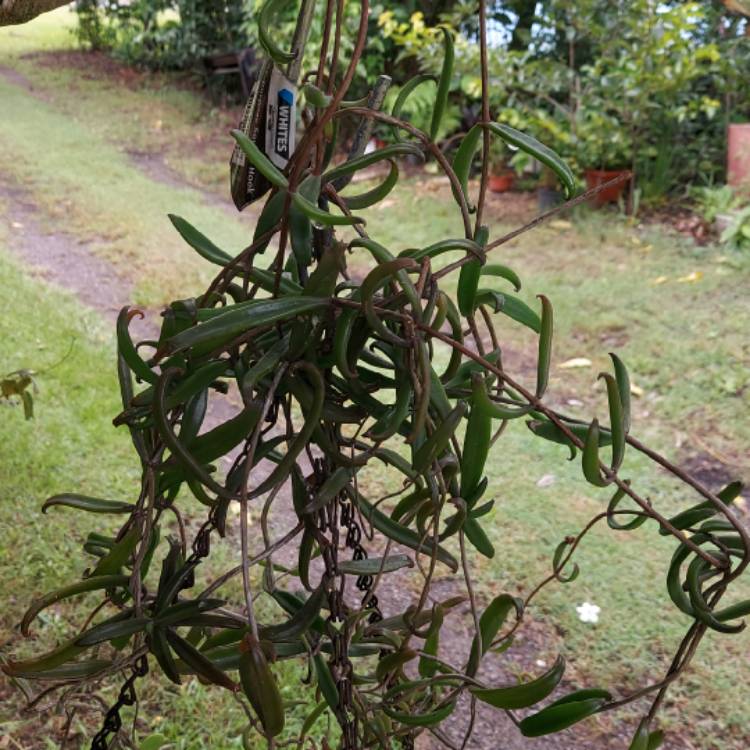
top-left (1, 182), bottom-right (128, 314)
top-left (0, 62), bottom-right (35, 92)
top-left (125, 147), bottom-right (240, 219)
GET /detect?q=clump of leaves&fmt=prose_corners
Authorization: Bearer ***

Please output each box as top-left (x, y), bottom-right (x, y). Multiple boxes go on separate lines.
top-left (720, 204), bottom-right (750, 250)
top-left (1, 368), bottom-right (36, 419)
top-left (4, 2), bottom-right (749, 750)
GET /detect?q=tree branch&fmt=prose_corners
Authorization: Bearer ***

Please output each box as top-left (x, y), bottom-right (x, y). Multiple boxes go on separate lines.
top-left (0, 0), bottom-right (72, 27)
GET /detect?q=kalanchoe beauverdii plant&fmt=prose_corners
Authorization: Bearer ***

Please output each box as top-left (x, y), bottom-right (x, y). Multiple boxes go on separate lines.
top-left (3, 1), bottom-right (749, 749)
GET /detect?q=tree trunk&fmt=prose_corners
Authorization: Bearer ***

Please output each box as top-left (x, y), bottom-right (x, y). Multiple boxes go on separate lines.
top-left (0, 0), bottom-right (72, 26)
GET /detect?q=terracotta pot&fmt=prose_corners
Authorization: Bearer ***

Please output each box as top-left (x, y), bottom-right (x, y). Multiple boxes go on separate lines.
top-left (584, 168), bottom-right (630, 206)
top-left (489, 171), bottom-right (515, 193)
top-left (728, 123), bottom-right (750, 190)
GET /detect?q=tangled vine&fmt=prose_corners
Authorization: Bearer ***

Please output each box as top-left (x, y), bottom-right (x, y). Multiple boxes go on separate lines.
top-left (4, 1), bottom-right (749, 749)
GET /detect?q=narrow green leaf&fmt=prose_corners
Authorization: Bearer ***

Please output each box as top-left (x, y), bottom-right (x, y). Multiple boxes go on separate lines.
top-left (452, 124), bottom-right (482, 208)
top-left (305, 467), bottom-right (351, 514)
top-left (610, 353), bottom-right (631, 433)
top-left (475, 291), bottom-right (541, 332)
top-left (430, 27), bottom-right (455, 140)
top-left (463, 516), bottom-right (495, 559)
top-left (324, 143), bottom-right (423, 184)
top-left (169, 215), bottom-right (232, 267)
top-left (582, 419), bottom-right (609, 487)
top-left (599, 372), bottom-right (625, 471)
top-left (659, 481), bottom-right (743, 536)
top-left (17, 658), bottom-right (112, 681)
top-left (231, 129), bottom-right (288, 190)
top-left (391, 74), bottom-right (435, 141)
top-left (21, 575), bottom-right (130, 636)
top-left (460, 399), bottom-right (491, 500)
top-left (466, 594), bottom-right (522, 676)
top-left (536, 295), bottom-right (553, 398)
top-left (92, 526), bottom-right (140, 576)
top-left (291, 191), bottom-right (364, 226)
top-left (488, 123), bottom-right (575, 198)
top-left (264, 586), bottom-right (327, 642)
top-left (343, 159), bottom-right (400, 210)
top-left (338, 555), bottom-right (413, 576)
top-left (313, 654), bottom-right (339, 711)
top-left (163, 297), bottom-right (330, 357)
top-left (302, 83), bottom-right (332, 108)
top-left (470, 655), bottom-right (565, 709)
top-left (117, 307), bottom-right (156, 384)
top-left (519, 693), bottom-right (609, 737)
top-left (166, 629), bottom-right (237, 691)
top-left (257, 0), bottom-right (296, 63)
top-left (42, 494), bottom-right (134, 515)
top-left (76, 616), bottom-right (150, 647)
top-left (413, 402), bottom-right (467, 473)
top-left (355, 493), bottom-right (459, 572)
top-left (383, 700), bottom-right (455, 727)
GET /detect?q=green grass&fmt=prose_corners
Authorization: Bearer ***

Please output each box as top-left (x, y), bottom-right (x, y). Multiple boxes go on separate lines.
top-left (0, 9), bottom-right (250, 307)
top-left (2, 9), bottom-right (749, 750)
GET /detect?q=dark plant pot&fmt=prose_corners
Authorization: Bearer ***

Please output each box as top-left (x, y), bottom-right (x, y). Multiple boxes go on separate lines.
top-left (537, 187), bottom-right (562, 211)
top-left (489, 171), bottom-right (515, 193)
top-left (585, 169), bottom-right (630, 206)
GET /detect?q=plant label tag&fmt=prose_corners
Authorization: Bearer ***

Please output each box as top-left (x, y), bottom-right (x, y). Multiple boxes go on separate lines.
top-left (230, 61), bottom-right (273, 211)
top-left (265, 67), bottom-right (297, 170)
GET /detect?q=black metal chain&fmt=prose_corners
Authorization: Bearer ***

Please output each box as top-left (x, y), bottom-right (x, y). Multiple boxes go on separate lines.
top-left (91, 506), bottom-right (218, 749)
top-left (339, 487), bottom-right (420, 750)
top-left (339, 497), bottom-right (382, 624)
top-left (90, 655), bottom-right (148, 750)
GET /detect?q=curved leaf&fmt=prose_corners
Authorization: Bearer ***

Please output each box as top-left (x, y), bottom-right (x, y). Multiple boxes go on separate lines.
top-left (42, 494), bottom-right (134, 515)
top-left (488, 123), bottom-right (575, 198)
top-left (470, 655), bottom-right (565, 709)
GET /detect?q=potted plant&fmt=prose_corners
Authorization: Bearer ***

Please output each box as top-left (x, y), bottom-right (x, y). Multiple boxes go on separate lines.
top-left (575, 110), bottom-right (632, 205)
top-left (487, 138), bottom-right (515, 192)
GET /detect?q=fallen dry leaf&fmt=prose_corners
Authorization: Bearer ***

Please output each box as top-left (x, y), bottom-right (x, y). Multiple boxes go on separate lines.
top-left (651, 276), bottom-right (669, 285)
top-left (559, 357), bottom-right (592, 369)
top-left (677, 271), bottom-right (703, 283)
top-left (536, 474), bottom-right (556, 488)
top-left (549, 219), bottom-right (572, 230)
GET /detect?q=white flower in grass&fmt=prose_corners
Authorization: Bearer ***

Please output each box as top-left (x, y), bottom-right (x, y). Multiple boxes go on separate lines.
top-left (576, 602), bottom-right (601, 624)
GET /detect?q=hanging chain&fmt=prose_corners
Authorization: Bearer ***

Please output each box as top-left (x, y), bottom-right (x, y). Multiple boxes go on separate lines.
top-left (90, 654), bottom-right (148, 750)
top-left (91, 504), bottom-right (218, 749)
top-left (339, 496), bottom-right (382, 624)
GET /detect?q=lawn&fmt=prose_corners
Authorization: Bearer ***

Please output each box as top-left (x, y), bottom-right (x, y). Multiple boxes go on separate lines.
top-left (1, 9), bottom-right (749, 750)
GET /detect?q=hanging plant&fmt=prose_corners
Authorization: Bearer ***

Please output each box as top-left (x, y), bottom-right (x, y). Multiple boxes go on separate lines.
top-left (3, 2), bottom-right (748, 750)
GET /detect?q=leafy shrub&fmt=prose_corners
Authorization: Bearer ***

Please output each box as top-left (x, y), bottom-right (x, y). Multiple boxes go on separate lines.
top-left (5, 2), bottom-right (749, 750)
top-left (1, 369), bottom-right (35, 419)
top-left (720, 205), bottom-right (750, 250)
top-left (690, 184), bottom-right (739, 224)
top-left (75, 0), bottom-right (251, 73)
